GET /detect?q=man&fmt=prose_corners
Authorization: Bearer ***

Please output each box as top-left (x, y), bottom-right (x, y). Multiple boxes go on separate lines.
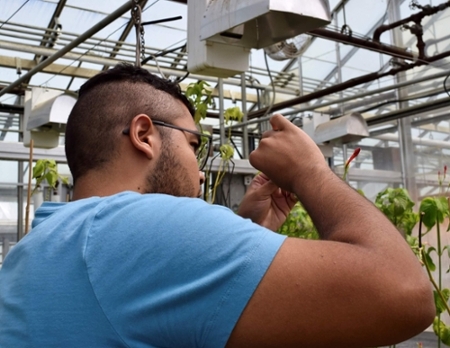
top-left (0, 63), bottom-right (434, 347)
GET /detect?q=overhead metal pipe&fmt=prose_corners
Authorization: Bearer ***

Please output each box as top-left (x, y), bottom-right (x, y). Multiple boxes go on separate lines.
top-left (245, 48), bottom-right (450, 120)
top-left (247, 64), bottom-right (412, 119)
top-left (367, 96), bottom-right (450, 126)
top-left (309, 28), bottom-right (418, 61)
top-left (227, 65), bottom-right (450, 130)
top-left (0, 1), bottom-right (134, 97)
top-left (373, 0), bottom-right (450, 42)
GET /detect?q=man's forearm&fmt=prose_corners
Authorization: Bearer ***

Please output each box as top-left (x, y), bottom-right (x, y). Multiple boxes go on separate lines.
top-left (293, 167), bottom-right (403, 246)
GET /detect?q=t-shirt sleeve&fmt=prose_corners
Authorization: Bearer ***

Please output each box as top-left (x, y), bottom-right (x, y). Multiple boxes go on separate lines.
top-left (84, 193), bottom-right (287, 348)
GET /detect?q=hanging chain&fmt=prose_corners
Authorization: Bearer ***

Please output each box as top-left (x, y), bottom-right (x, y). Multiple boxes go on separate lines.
top-left (131, 0), bottom-right (145, 67)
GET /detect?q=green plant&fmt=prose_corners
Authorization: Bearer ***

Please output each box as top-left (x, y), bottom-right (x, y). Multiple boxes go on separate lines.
top-left (278, 148), bottom-right (363, 239)
top-left (375, 187), bottom-right (420, 253)
top-left (279, 154), bottom-right (450, 346)
top-left (185, 80), bottom-right (244, 204)
top-left (205, 106), bottom-right (244, 203)
top-left (32, 159), bottom-right (69, 196)
top-left (277, 202), bottom-right (319, 239)
top-left (419, 185), bottom-right (450, 347)
top-left (185, 80), bottom-right (214, 124)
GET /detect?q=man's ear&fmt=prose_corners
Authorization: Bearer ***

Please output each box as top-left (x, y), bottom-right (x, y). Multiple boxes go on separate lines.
top-left (127, 114), bottom-right (159, 160)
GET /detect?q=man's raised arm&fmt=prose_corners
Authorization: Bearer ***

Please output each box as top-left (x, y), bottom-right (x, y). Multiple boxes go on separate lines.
top-left (227, 114), bottom-right (435, 348)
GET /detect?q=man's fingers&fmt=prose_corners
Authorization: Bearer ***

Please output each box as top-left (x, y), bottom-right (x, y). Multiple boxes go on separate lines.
top-left (258, 172), bottom-right (270, 181)
top-left (269, 114), bottom-right (289, 131)
top-left (256, 179), bottom-right (279, 196)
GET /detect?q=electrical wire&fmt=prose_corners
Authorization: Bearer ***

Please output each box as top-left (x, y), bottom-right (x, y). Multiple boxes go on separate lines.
top-left (260, 51), bottom-right (276, 120)
top-left (444, 72), bottom-right (450, 97)
top-left (176, 71), bottom-right (190, 83)
top-left (0, 0), bottom-right (30, 30)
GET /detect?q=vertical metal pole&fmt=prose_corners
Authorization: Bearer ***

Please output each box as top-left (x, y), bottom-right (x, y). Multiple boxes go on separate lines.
top-left (17, 99), bottom-right (24, 241)
top-left (17, 165), bottom-right (24, 241)
top-left (2, 237), bottom-right (11, 262)
top-left (335, 15), bottom-right (344, 115)
top-left (335, 14), bottom-right (347, 174)
top-left (389, 0), bottom-right (418, 201)
top-left (297, 56), bottom-right (304, 97)
top-left (241, 74), bottom-right (249, 158)
top-left (218, 78), bottom-right (225, 145)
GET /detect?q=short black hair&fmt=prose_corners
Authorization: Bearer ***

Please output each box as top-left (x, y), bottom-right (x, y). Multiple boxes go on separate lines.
top-left (65, 63), bottom-right (195, 182)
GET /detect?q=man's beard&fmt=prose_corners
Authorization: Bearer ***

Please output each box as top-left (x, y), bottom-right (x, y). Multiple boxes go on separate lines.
top-left (145, 141), bottom-right (198, 197)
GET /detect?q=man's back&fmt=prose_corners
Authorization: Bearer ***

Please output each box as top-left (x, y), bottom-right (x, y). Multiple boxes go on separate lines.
top-left (0, 197), bottom-right (128, 347)
top-left (0, 192), bottom-right (285, 347)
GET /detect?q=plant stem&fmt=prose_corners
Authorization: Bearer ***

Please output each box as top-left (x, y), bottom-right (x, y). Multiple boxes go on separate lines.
top-left (422, 249), bottom-right (450, 316)
top-left (437, 222), bottom-right (443, 348)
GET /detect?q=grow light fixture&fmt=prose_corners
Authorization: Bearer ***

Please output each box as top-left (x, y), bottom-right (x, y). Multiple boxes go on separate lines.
top-left (188, 0), bottom-right (331, 77)
top-left (303, 112), bottom-right (370, 145)
top-left (24, 87), bottom-right (77, 149)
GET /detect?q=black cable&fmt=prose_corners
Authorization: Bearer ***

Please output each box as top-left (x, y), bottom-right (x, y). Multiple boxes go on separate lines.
top-left (141, 44), bottom-right (186, 65)
top-left (142, 16), bottom-right (182, 26)
top-left (229, 137), bottom-right (243, 159)
top-left (0, 0), bottom-right (30, 30)
top-left (444, 73), bottom-right (450, 97)
top-left (175, 71), bottom-right (189, 83)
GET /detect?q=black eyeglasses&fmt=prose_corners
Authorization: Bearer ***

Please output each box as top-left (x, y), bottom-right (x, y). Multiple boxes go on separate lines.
top-left (122, 120), bottom-right (212, 171)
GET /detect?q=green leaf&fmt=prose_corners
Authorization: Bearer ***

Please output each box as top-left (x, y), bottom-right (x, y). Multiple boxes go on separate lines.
top-left (437, 196), bottom-right (449, 223)
top-left (32, 160), bottom-right (45, 179)
top-left (375, 187), bottom-right (418, 235)
top-left (47, 159), bottom-right (57, 169)
top-left (425, 251), bottom-right (436, 272)
top-left (420, 197), bottom-right (438, 230)
top-left (278, 203), bottom-right (319, 240)
top-left (406, 234), bottom-right (418, 248)
top-left (219, 144), bottom-right (234, 161)
top-left (435, 288), bottom-right (450, 315)
top-left (224, 106), bottom-right (244, 123)
top-left (45, 172), bottom-right (56, 189)
top-left (433, 316), bottom-right (450, 345)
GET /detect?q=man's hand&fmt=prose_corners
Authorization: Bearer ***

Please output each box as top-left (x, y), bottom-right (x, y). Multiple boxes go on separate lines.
top-left (238, 173), bottom-right (297, 231)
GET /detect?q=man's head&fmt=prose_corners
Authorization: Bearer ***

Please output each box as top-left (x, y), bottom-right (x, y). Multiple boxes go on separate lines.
top-left (65, 63), bottom-right (204, 198)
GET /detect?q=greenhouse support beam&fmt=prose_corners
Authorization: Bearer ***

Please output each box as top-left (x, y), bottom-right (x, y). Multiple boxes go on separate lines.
top-left (34, 0), bottom-right (67, 65)
top-left (388, 0), bottom-right (417, 202)
top-left (241, 74), bottom-right (249, 159)
top-left (226, 67), bottom-right (450, 130)
top-left (309, 28), bottom-right (418, 61)
top-left (245, 47), bottom-right (450, 121)
top-left (218, 78), bottom-right (225, 145)
top-left (0, 1), bottom-right (134, 98)
top-left (367, 96), bottom-right (450, 127)
top-left (0, 41), bottom-right (300, 97)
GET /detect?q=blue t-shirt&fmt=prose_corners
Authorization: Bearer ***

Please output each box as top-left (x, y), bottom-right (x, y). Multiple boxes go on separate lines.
top-left (0, 192), bottom-right (286, 348)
